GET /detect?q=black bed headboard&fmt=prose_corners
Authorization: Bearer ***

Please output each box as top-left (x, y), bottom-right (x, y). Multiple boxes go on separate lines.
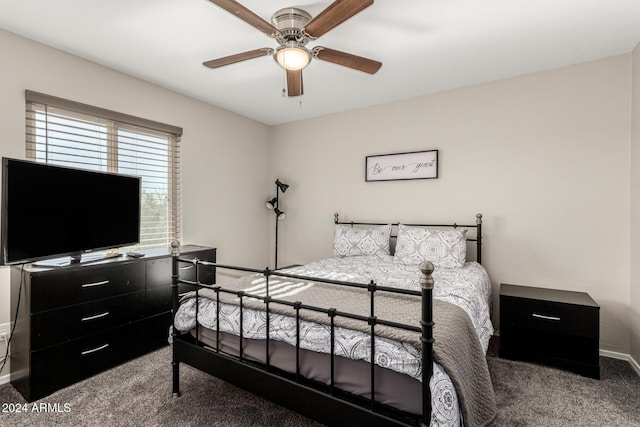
top-left (333, 213), bottom-right (483, 264)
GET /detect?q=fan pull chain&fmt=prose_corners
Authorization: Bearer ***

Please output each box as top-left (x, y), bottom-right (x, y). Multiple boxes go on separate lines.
top-left (298, 73), bottom-right (303, 108)
top-left (282, 68), bottom-right (287, 97)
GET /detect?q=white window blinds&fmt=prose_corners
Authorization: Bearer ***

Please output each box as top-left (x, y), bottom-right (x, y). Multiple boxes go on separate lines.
top-left (25, 90), bottom-right (182, 250)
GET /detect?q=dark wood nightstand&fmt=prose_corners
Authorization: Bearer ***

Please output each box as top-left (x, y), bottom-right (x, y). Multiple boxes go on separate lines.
top-left (499, 283), bottom-right (600, 379)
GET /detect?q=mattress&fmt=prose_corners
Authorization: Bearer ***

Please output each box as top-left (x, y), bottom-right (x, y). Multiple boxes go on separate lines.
top-left (173, 255), bottom-right (494, 426)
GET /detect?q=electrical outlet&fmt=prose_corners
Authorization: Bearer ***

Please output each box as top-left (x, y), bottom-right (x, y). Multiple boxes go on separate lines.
top-left (0, 323), bottom-right (11, 339)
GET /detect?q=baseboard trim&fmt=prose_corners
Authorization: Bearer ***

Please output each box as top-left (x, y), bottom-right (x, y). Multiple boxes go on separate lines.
top-left (600, 349), bottom-right (628, 360)
top-left (0, 372), bottom-right (10, 386)
top-left (600, 349), bottom-right (640, 377)
top-left (630, 355), bottom-right (640, 377)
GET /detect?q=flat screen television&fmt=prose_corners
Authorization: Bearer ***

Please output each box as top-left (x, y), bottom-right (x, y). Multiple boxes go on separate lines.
top-left (1, 157), bottom-right (141, 266)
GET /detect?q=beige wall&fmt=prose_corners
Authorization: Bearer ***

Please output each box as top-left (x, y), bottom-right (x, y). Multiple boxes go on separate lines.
top-left (270, 55), bottom-right (632, 353)
top-left (631, 42), bottom-right (640, 364)
top-left (0, 29), bottom-right (271, 345)
top-left (1, 27), bottom-right (637, 374)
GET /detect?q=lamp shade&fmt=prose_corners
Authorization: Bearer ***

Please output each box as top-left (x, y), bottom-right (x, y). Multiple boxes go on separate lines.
top-left (266, 197), bottom-right (278, 209)
top-left (274, 208), bottom-right (286, 221)
top-left (276, 180), bottom-right (289, 193)
top-left (274, 44), bottom-right (311, 71)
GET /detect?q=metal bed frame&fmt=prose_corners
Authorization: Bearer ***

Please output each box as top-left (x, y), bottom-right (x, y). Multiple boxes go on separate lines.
top-left (171, 213), bottom-right (483, 427)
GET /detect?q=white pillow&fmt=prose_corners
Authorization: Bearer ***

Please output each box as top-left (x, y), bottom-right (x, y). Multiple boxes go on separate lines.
top-left (394, 224), bottom-right (467, 268)
top-left (333, 224), bottom-right (391, 257)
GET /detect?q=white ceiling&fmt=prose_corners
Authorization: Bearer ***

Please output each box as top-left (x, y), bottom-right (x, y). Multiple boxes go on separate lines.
top-left (1, 0), bottom-right (640, 126)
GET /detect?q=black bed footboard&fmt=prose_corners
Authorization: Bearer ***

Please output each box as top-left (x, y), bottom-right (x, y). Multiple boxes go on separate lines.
top-left (170, 241), bottom-right (435, 427)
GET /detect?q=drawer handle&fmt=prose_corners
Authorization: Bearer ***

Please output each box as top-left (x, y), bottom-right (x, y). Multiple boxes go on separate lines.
top-left (81, 311), bottom-right (110, 322)
top-left (532, 313), bottom-right (561, 321)
top-left (82, 280), bottom-right (110, 288)
top-left (81, 343), bottom-right (109, 355)
top-left (179, 265), bottom-right (194, 271)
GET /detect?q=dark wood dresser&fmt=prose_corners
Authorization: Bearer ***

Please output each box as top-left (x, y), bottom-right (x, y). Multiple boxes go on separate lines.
top-left (10, 245), bottom-right (215, 401)
top-left (499, 283), bottom-right (600, 379)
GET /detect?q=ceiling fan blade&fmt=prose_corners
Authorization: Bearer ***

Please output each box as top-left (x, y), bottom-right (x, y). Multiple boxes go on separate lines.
top-left (304, 0), bottom-right (373, 38)
top-left (315, 47), bottom-right (381, 74)
top-left (287, 69), bottom-right (304, 97)
top-left (207, 0), bottom-right (277, 36)
top-left (203, 48), bottom-right (272, 68)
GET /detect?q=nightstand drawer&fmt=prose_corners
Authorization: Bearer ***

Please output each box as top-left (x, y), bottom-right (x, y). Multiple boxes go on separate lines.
top-left (501, 296), bottom-right (598, 338)
top-left (499, 283), bottom-right (600, 379)
top-left (30, 261), bottom-right (145, 312)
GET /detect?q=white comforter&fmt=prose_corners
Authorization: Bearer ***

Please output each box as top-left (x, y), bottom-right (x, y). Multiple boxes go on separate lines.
top-left (173, 255), bottom-right (494, 426)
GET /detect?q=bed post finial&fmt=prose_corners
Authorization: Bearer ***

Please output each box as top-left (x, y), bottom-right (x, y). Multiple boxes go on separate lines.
top-left (171, 240), bottom-right (180, 256)
top-left (476, 214), bottom-right (483, 264)
top-left (419, 260), bottom-right (434, 290)
top-left (334, 212), bottom-right (339, 223)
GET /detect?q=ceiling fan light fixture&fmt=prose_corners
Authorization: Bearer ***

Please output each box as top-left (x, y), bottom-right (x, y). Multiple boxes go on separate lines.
top-left (274, 44), bottom-right (311, 71)
top-left (203, 1), bottom-right (381, 96)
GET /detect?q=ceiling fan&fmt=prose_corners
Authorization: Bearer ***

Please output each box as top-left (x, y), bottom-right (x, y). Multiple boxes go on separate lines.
top-left (202, 0), bottom-right (382, 97)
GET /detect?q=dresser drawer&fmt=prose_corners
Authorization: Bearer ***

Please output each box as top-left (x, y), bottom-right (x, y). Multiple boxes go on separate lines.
top-left (30, 261), bottom-right (145, 312)
top-left (31, 291), bottom-right (145, 350)
top-left (29, 323), bottom-right (137, 400)
top-left (28, 314), bottom-right (171, 401)
top-left (145, 285), bottom-right (172, 316)
top-left (501, 295), bottom-right (598, 339)
top-left (146, 249), bottom-right (216, 289)
top-left (145, 282), bottom-right (212, 316)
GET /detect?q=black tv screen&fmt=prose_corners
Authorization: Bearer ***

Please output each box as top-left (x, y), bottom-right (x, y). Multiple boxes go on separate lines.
top-left (1, 158), bottom-right (141, 265)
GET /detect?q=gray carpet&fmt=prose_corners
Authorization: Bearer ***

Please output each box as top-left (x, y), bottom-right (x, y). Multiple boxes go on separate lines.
top-left (487, 356), bottom-right (640, 426)
top-left (0, 346), bottom-right (638, 426)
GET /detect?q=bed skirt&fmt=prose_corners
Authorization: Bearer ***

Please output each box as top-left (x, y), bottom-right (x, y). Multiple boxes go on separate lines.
top-left (186, 327), bottom-right (458, 420)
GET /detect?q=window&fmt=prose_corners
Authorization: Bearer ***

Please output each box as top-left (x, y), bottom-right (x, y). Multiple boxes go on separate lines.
top-left (25, 90), bottom-right (182, 250)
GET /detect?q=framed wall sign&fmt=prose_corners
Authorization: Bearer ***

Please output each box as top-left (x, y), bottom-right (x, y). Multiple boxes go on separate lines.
top-left (365, 149), bottom-right (438, 182)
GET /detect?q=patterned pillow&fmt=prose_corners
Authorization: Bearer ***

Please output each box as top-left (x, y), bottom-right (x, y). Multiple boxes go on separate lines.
top-left (333, 224), bottom-right (391, 257)
top-left (394, 224), bottom-right (467, 268)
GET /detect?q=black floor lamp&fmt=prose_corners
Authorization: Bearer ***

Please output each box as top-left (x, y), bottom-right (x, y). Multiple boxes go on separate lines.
top-left (266, 179), bottom-right (289, 269)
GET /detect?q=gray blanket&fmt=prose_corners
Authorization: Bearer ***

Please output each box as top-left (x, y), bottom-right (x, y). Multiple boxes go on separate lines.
top-left (185, 274), bottom-right (496, 426)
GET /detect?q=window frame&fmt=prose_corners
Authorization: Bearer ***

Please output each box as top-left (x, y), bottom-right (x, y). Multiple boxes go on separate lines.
top-left (25, 90), bottom-right (182, 251)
